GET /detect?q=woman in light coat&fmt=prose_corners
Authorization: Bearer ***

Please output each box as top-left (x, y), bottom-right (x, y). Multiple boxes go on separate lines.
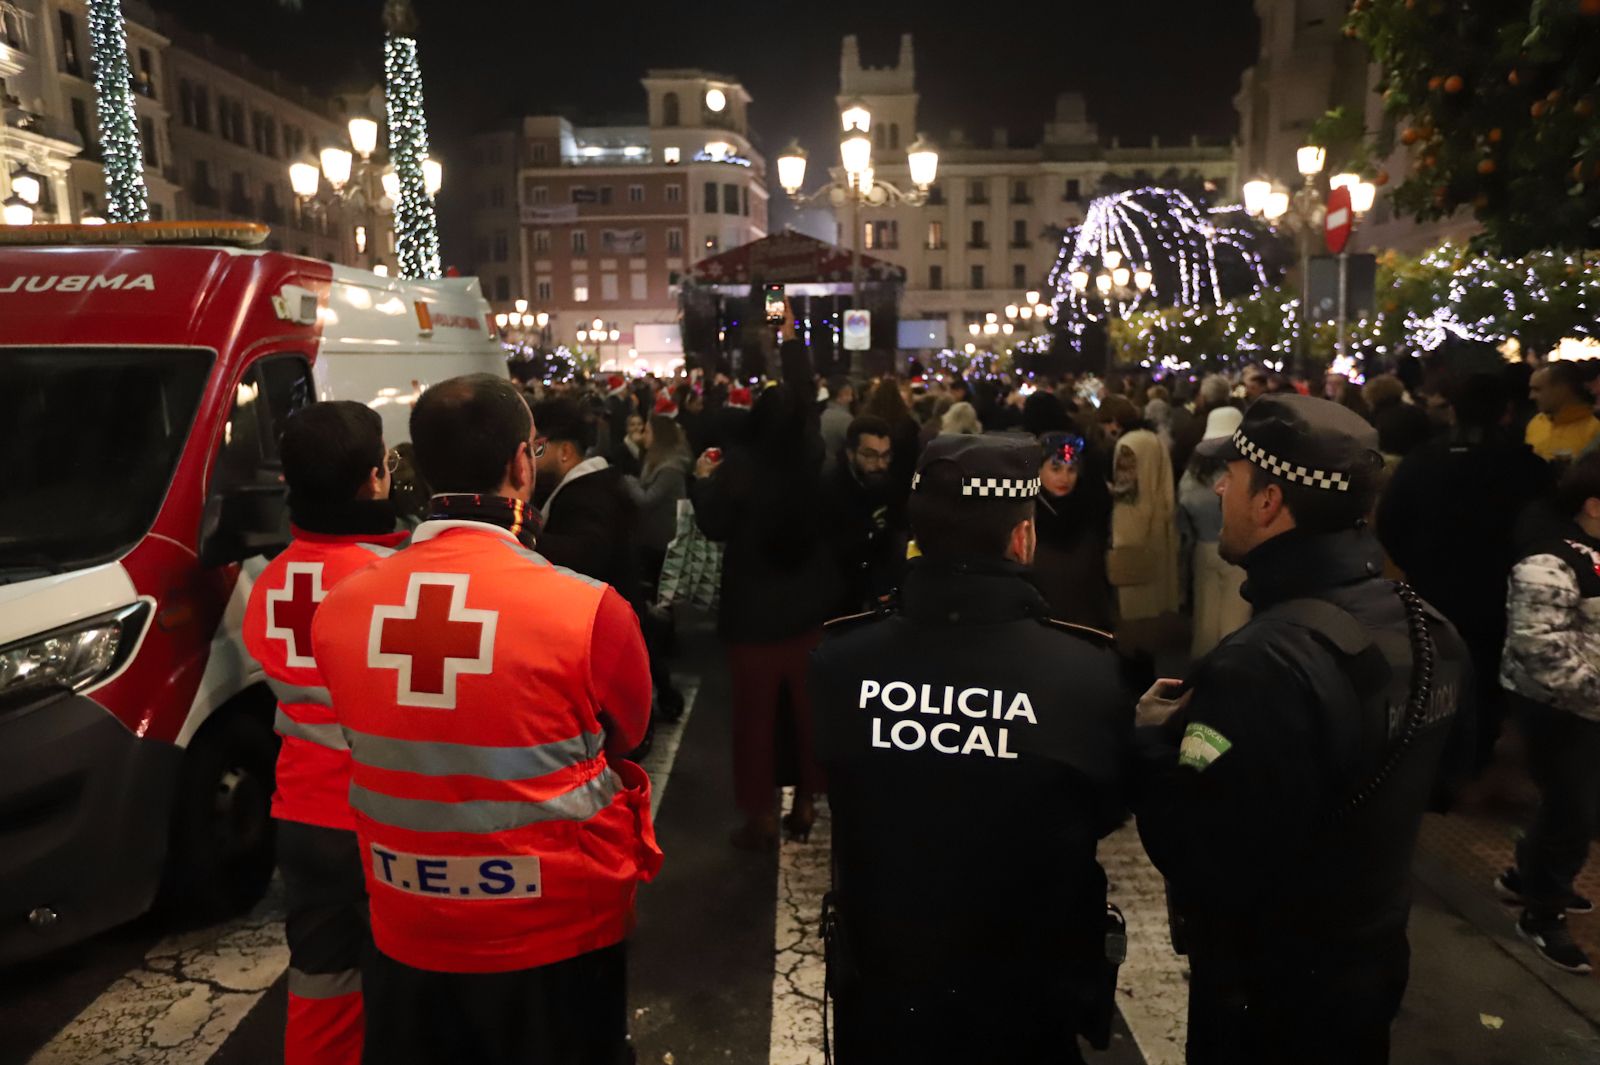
top-left (1101, 397), bottom-right (1181, 628)
top-left (1178, 406), bottom-right (1251, 657)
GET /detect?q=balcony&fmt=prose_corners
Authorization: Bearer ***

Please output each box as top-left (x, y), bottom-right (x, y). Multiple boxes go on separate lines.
top-left (966, 240), bottom-right (989, 250)
top-left (925, 242), bottom-right (946, 251)
top-left (1008, 240), bottom-right (1031, 250)
top-left (966, 195), bottom-right (989, 206)
top-left (1009, 195), bottom-right (1032, 206)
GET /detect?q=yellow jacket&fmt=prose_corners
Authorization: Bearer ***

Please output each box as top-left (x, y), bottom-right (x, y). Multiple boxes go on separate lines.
top-left (1526, 404), bottom-right (1600, 462)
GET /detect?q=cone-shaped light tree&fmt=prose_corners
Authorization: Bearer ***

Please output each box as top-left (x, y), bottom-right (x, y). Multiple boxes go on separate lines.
top-left (383, 0), bottom-right (441, 279)
top-left (87, 0), bottom-right (149, 222)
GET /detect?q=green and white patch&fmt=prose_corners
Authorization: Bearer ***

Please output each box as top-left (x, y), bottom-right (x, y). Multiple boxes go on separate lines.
top-left (1178, 723), bottom-right (1232, 772)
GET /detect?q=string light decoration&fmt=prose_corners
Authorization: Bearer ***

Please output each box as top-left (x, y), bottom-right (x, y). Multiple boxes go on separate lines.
top-left (1043, 187), bottom-right (1274, 352)
top-left (383, 0), bottom-right (441, 280)
top-left (87, 0), bottom-right (149, 223)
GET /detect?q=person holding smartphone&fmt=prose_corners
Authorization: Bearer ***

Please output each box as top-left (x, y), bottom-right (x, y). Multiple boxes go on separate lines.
top-left (1133, 394), bottom-right (1474, 1065)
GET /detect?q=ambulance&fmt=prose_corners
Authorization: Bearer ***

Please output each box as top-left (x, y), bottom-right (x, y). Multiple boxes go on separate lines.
top-left (0, 222), bottom-right (507, 963)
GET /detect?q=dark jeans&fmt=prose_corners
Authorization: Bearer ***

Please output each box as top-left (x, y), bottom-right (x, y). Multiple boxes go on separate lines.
top-left (1514, 694), bottom-right (1600, 917)
top-left (362, 942), bottom-right (632, 1065)
top-left (832, 984), bottom-right (1085, 1065)
top-left (1185, 932), bottom-right (1409, 1065)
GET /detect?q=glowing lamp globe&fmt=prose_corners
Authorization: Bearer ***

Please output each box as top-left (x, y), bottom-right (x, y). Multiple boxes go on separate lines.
top-left (289, 159), bottom-right (322, 199)
top-left (840, 128), bottom-right (872, 177)
top-left (422, 158), bottom-right (443, 197)
top-left (777, 142), bottom-right (808, 195)
top-left (906, 136), bottom-right (938, 189)
top-left (348, 114), bottom-right (380, 159)
top-left (320, 146), bottom-right (354, 190)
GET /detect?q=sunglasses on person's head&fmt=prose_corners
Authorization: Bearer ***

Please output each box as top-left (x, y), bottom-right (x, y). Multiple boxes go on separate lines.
top-left (1039, 433), bottom-right (1086, 467)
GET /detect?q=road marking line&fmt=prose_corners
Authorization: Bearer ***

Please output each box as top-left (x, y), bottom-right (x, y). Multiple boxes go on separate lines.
top-left (769, 788), bottom-right (830, 1065)
top-left (27, 887), bottom-right (289, 1065)
top-left (29, 683), bottom-right (699, 1064)
top-left (642, 678), bottom-right (698, 820)
top-left (1103, 821), bottom-right (1189, 1065)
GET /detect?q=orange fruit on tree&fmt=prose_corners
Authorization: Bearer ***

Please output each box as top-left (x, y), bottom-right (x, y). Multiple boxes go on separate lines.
top-left (1532, 101), bottom-right (1548, 118)
top-left (1428, 76), bottom-right (1443, 91)
top-left (1401, 127), bottom-right (1421, 145)
top-left (1577, 98), bottom-right (1596, 118)
top-left (1444, 75), bottom-right (1465, 93)
top-left (1487, 127), bottom-right (1503, 143)
top-left (1547, 89), bottom-right (1563, 104)
top-left (1375, 169), bottom-right (1391, 186)
top-left (1509, 69), bottom-right (1521, 86)
top-left (1478, 159), bottom-right (1497, 175)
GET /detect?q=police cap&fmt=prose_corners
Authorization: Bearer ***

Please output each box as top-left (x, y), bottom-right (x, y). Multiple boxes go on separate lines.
top-left (912, 433), bottom-right (1042, 500)
top-left (1198, 393), bottom-right (1380, 493)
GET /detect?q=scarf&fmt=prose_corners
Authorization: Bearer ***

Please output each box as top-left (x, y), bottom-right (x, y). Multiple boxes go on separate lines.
top-left (425, 494), bottom-right (541, 548)
top-left (288, 497), bottom-right (398, 537)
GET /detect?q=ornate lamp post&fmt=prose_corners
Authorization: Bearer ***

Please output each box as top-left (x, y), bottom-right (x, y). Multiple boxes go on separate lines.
top-left (776, 106), bottom-right (939, 378)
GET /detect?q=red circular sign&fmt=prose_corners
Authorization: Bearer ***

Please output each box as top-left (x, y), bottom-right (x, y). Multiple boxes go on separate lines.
top-left (1324, 185), bottom-right (1353, 255)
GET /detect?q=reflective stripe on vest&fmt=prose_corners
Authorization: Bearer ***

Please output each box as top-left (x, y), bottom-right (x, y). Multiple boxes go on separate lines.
top-left (275, 707), bottom-right (349, 752)
top-left (267, 677), bottom-right (334, 708)
top-left (287, 966), bottom-right (362, 999)
top-left (347, 728), bottom-right (604, 781)
top-left (349, 768), bottom-right (621, 834)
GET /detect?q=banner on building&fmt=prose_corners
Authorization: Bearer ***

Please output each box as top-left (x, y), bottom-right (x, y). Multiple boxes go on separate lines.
top-left (601, 228), bottom-right (647, 255)
top-left (521, 205), bottom-right (578, 225)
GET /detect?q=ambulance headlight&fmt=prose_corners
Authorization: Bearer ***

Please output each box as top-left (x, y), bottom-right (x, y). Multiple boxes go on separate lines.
top-left (0, 602), bottom-right (150, 709)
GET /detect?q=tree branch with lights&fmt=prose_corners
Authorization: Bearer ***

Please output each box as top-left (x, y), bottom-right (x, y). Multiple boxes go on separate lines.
top-left (87, 0), bottom-right (149, 222)
top-left (1344, 0), bottom-right (1600, 255)
top-left (383, 0), bottom-right (441, 279)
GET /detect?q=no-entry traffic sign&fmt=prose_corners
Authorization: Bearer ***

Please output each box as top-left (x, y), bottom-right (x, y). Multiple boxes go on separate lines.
top-left (1325, 185), bottom-right (1353, 255)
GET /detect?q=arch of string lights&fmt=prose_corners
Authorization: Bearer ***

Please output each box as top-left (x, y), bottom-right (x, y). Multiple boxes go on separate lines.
top-left (1041, 187), bottom-right (1271, 351)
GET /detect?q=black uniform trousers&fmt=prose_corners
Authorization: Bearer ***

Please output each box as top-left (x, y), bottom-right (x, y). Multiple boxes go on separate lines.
top-left (278, 821), bottom-right (370, 1063)
top-left (832, 983), bottom-right (1086, 1065)
top-left (1185, 929), bottom-right (1409, 1065)
top-left (1514, 694), bottom-right (1600, 917)
top-left (361, 942), bottom-right (632, 1065)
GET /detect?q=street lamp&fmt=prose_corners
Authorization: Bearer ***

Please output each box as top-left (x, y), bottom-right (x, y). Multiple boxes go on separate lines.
top-left (777, 104), bottom-right (940, 378)
top-left (348, 111), bottom-right (380, 159)
top-left (8, 163), bottom-right (42, 207)
top-left (2, 194), bottom-right (34, 226)
top-left (290, 115), bottom-right (403, 268)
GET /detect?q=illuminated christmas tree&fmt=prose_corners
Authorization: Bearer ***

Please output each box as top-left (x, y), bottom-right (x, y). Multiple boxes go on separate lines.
top-left (87, 0), bottom-right (149, 222)
top-left (383, 0), bottom-right (441, 279)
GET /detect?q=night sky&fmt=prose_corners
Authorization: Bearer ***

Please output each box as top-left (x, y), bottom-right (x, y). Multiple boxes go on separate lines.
top-left (148, 0), bottom-right (1260, 262)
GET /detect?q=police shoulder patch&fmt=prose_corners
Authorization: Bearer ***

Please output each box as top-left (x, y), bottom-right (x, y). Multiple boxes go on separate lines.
top-left (1178, 722), bottom-right (1232, 772)
top-left (1039, 617), bottom-right (1116, 649)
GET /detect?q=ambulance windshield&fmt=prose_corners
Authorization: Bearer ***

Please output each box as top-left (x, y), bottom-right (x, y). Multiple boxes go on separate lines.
top-left (0, 348), bottom-right (213, 581)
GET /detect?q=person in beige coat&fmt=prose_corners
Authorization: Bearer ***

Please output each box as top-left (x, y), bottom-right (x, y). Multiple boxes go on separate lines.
top-left (1101, 397), bottom-right (1181, 628)
top-left (1179, 406), bottom-right (1251, 657)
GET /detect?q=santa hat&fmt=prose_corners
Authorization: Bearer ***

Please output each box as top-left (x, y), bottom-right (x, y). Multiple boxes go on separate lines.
top-left (727, 387), bottom-right (753, 409)
top-left (654, 394), bottom-right (679, 416)
top-left (605, 374), bottom-right (627, 396)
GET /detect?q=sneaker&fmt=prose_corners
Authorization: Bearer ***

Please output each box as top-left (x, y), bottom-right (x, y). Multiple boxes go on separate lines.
top-left (1517, 912), bottom-right (1593, 975)
top-left (1495, 868), bottom-right (1595, 915)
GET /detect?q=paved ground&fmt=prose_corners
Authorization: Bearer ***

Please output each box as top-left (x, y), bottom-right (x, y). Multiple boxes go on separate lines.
top-left (1, 623), bottom-right (1598, 1065)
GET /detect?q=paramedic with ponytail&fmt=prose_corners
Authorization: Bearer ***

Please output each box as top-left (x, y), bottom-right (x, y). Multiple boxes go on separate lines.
top-left (311, 374), bottom-right (660, 1065)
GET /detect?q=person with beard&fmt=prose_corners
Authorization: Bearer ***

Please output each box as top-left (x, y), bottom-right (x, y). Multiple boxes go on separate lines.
top-left (862, 377), bottom-right (923, 510)
top-left (820, 415), bottom-right (904, 615)
top-left (1134, 394), bottom-right (1474, 1065)
top-left (1032, 432), bottom-right (1115, 631)
top-left (529, 397), bottom-right (640, 599)
top-left (692, 382), bottom-right (842, 848)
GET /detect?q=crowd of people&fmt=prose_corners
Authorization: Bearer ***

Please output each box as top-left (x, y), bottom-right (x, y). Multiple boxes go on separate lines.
top-left (246, 343), bottom-right (1600, 1064)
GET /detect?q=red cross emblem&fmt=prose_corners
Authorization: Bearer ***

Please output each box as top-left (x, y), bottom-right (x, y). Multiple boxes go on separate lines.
top-left (367, 573), bottom-right (498, 709)
top-left (265, 563), bottom-right (326, 669)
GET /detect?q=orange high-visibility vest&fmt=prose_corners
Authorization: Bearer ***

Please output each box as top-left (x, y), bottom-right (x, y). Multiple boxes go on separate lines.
top-left (311, 519), bottom-right (660, 973)
top-left (243, 528), bottom-right (408, 831)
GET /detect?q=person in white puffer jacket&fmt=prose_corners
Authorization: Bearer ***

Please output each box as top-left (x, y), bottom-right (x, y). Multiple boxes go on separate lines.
top-left (1496, 450), bottom-right (1600, 976)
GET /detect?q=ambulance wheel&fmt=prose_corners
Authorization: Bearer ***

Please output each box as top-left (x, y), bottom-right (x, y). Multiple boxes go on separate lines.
top-left (159, 710), bottom-right (278, 921)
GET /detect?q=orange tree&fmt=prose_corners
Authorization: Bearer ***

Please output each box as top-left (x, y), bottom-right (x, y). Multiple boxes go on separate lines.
top-left (1346, 0), bottom-right (1600, 254)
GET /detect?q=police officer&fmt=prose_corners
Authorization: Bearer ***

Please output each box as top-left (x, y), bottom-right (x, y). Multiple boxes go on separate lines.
top-left (812, 434), bottom-right (1129, 1065)
top-left (1133, 394), bottom-right (1474, 1065)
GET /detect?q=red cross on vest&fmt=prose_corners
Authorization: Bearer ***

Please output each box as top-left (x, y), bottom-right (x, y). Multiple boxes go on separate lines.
top-left (368, 572), bottom-right (498, 709)
top-left (265, 562), bottom-right (326, 668)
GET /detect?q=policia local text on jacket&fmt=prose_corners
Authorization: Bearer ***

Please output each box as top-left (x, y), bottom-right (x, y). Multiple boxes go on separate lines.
top-left (812, 434), bottom-right (1129, 1065)
top-left (1134, 395), bottom-right (1473, 1065)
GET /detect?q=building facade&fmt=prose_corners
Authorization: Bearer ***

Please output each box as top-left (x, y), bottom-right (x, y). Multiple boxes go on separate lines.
top-left (1234, 0), bottom-right (1473, 254)
top-left (1, 0), bottom-right (177, 223)
top-left (465, 68), bottom-right (768, 365)
top-left (163, 27), bottom-right (389, 267)
top-left (829, 34), bottom-right (1236, 347)
top-left (1, 1), bottom-right (388, 269)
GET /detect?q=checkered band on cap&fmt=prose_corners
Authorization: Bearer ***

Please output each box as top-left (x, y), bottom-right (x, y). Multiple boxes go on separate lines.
top-left (911, 474), bottom-right (1041, 498)
top-left (1232, 429), bottom-right (1350, 492)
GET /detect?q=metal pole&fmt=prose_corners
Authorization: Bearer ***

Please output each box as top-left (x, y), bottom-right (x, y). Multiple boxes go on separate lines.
top-left (850, 188), bottom-right (864, 380)
top-left (1298, 234), bottom-right (1311, 381)
top-left (1335, 247), bottom-right (1349, 371)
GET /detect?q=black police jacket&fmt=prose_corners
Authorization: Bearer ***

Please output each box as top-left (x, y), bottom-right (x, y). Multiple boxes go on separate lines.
top-left (1134, 528), bottom-right (1474, 958)
top-left (811, 557), bottom-right (1130, 993)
